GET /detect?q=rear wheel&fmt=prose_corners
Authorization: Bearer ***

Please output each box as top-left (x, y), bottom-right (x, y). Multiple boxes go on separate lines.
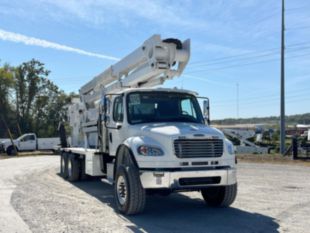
top-left (60, 152), bottom-right (68, 178)
top-left (79, 158), bottom-right (89, 180)
top-left (201, 183), bottom-right (237, 207)
top-left (67, 154), bottom-right (80, 182)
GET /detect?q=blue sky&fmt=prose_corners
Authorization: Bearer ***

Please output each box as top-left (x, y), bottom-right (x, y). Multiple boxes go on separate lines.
top-left (0, 0), bottom-right (309, 119)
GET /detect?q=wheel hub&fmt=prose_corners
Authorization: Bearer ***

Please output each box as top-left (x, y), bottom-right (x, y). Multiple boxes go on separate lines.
top-left (68, 159), bottom-right (72, 177)
top-left (117, 175), bottom-right (127, 205)
top-left (61, 157), bottom-right (65, 171)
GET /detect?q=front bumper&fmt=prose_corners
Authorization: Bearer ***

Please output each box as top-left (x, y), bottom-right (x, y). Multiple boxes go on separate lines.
top-left (139, 167), bottom-right (237, 189)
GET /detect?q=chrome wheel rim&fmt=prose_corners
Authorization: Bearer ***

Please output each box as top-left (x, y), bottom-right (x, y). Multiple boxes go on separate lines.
top-left (68, 159), bottom-right (72, 177)
top-left (61, 157), bottom-right (65, 172)
top-left (116, 175), bottom-right (127, 205)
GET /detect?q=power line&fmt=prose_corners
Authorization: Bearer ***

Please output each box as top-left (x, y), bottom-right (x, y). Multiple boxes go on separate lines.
top-left (186, 52), bottom-right (310, 74)
top-left (213, 88), bottom-right (310, 106)
top-left (188, 46), bottom-right (310, 70)
top-left (190, 48), bottom-right (278, 66)
top-left (189, 42), bottom-right (310, 68)
top-left (215, 95), bottom-right (310, 107)
top-left (287, 25), bottom-right (310, 30)
top-left (286, 5), bottom-right (310, 12)
top-left (189, 50), bottom-right (279, 68)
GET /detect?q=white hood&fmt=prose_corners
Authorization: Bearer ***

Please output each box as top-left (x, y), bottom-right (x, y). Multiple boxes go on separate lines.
top-left (1, 139), bottom-right (11, 144)
top-left (131, 122), bottom-right (224, 139)
top-left (1, 139), bottom-right (18, 147)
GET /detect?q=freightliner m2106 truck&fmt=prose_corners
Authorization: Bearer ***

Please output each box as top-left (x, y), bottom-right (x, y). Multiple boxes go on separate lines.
top-left (60, 35), bottom-right (237, 215)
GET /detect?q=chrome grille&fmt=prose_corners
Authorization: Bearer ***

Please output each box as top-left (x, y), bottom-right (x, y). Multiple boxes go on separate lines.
top-left (174, 139), bottom-right (223, 158)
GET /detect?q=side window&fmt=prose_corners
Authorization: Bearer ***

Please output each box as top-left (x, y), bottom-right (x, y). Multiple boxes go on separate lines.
top-left (23, 135), bottom-right (35, 141)
top-left (113, 96), bottom-right (124, 122)
top-left (181, 99), bottom-right (197, 118)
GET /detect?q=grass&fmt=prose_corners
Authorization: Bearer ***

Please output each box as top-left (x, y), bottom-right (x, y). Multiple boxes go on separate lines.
top-left (237, 153), bottom-right (310, 167)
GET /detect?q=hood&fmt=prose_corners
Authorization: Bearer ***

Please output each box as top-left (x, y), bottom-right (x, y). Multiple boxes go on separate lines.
top-left (1, 139), bottom-right (17, 146)
top-left (1, 139), bottom-right (10, 144)
top-left (133, 122), bottom-right (224, 139)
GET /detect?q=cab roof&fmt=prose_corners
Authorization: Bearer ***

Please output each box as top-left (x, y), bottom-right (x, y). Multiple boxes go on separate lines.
top-left (108, 87), bottom-right (198, 96)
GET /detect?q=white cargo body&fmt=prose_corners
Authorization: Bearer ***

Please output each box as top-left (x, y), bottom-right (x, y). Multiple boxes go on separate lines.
top-left (38, 137), bottom-right (60, 150)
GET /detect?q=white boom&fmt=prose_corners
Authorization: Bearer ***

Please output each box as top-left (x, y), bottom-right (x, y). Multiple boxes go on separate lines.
top-left (79, 35), bottom-right (190, 107)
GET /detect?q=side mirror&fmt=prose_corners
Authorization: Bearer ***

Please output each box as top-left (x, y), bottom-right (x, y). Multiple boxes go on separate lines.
top-left (116, 122), bottom-right (122, 130)
top-left (203, 100), bottom-right (210, 125)
top-left (102, 96), bottom-right (110, 125)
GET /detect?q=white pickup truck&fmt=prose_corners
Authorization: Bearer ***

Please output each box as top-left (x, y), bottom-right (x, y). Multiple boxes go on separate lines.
top-left (0, 133), bottom-right (60, 155)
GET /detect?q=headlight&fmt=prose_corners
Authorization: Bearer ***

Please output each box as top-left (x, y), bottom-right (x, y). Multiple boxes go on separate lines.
top-left (137, 145), bottom-right (164, 156)
top-left (225, 139), bottom-right (235, 155)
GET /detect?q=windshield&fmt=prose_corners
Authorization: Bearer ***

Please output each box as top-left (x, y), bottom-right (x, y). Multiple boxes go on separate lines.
top-left (127, 92), bottom-right (204, 124)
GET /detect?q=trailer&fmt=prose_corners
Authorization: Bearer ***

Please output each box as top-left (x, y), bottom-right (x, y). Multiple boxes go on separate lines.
top-left (60, 35), bottom-right (237, 215)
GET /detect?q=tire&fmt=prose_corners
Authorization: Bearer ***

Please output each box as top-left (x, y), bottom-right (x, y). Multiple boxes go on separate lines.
top-left (201, 183), bottom-right (237, 207)
top-left (67, 154), bottom-right (80, 182)
top-left (6, 146), bottom-right (17, 156)
top-left (60, 152), bottom-right (68, 179)
top-left (114, 165), bottom-right (146, 215)
top-left (79, 158), bottom-right (89, 181)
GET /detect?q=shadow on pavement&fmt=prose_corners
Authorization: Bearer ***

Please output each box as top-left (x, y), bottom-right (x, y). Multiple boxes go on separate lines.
top-left (72, 179), bottom-right (280, 233)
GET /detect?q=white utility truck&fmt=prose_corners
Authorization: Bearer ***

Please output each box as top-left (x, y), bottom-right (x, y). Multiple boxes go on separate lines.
top-left (60, 35), bottom-right (237, 215)
top-left (0, 133), bottom-right (60, 155)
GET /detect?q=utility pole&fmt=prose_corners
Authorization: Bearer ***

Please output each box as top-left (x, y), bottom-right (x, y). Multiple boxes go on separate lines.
top-left (1, 116), bottom-right (17, 155)
top-left (280, 0), bottom-right (286, 155)
top-left (17, 123), bottom-right (22, 136)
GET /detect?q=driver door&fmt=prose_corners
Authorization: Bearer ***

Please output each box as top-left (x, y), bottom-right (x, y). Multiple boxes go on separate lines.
top-left (19, 134), bottom-right (36, 151)
top-left (107, 95), bottom-right (126, 156)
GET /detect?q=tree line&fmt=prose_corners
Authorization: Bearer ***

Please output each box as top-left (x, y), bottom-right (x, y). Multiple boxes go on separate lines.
top-left (0, 59), bottom-right (76, 138)
top-left (212, 113), bottom-right (310, 126)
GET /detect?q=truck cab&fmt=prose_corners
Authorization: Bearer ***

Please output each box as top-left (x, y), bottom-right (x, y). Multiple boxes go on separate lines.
top-left (105, 88), bottom-right (236, 186)
top-left (105, 88), bottom-right (235, 169)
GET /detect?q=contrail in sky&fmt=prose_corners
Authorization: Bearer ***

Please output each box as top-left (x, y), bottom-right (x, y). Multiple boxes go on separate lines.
top-left (0, 28), bottom-right (119, 61)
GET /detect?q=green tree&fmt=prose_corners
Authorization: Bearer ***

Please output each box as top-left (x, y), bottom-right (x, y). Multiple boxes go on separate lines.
top-left (14, 59), bottom-right (50, 133)
top-left (0, 64), bottom-right (15, 137)
top-left (32, 80), bottom-right (72, 137)
top-left (0, 58), bottom-right (74, 138)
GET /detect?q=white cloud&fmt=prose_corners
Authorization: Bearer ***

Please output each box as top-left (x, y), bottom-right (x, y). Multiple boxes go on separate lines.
top-left (31, 0), bottom-right (205, 29)
top-left (0, 28), bottom-right (119, 61)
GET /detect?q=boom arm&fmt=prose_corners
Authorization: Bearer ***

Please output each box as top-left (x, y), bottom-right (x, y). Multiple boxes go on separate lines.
top-left (80, 35), bottom-right (190, 107)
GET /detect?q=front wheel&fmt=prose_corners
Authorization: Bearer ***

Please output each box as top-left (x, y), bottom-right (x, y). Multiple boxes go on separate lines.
top-left (201, 183), bottom-right (237, 207)
top-left (114, 165), bottom-right (145, 215)
top-left (6, 146), bottom-right (17, 156)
